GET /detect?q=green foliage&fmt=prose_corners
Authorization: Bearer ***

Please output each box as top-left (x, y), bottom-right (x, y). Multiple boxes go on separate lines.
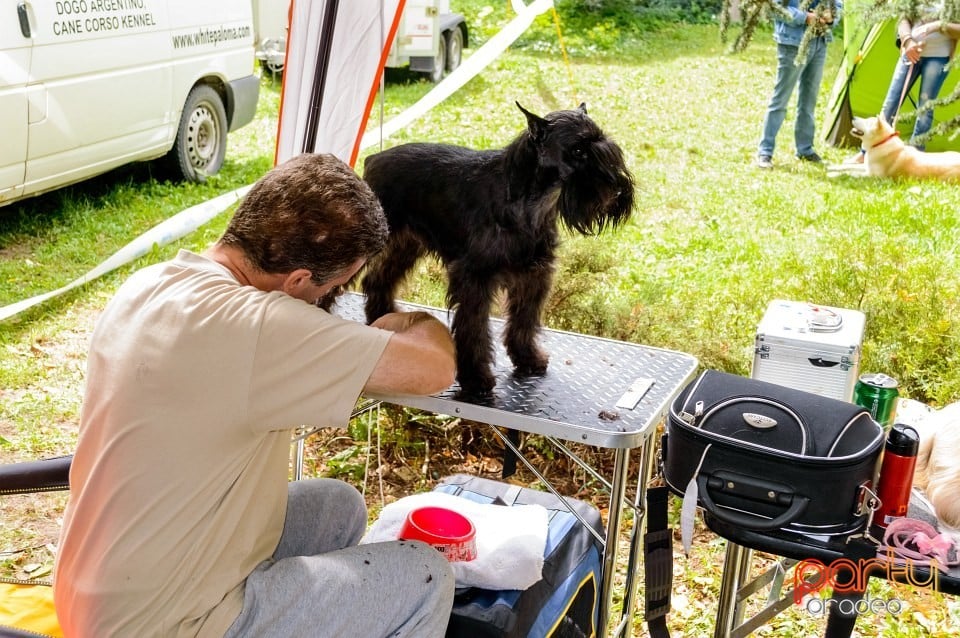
top-left (324, 445), bottom-right (366, 481)
top-left (458, 0), bottom-right (722, 58)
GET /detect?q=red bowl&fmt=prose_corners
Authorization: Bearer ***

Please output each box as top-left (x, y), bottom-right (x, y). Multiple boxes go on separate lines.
top-left (399, 506), bottom-right (477, 562)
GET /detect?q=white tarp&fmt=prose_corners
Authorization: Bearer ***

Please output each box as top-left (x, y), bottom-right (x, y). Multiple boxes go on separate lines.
top-left (275, 0), bottom-right (406, 167)
top-left (276, 0), bottom-right (555, 166)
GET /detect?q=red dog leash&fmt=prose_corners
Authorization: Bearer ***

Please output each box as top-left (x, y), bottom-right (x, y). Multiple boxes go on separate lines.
top-left (893, 58), bottom-right (919, 126)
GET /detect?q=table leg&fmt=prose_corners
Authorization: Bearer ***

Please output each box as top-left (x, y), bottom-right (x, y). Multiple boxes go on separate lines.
top-left (619, 436), bottom-right (658, 637)
top-left (714, 541), bottom-right (749, 638)
top-left (733, 548), bottom-right (754, 627)
top-left (294, 437), bottom-right (305, 481)
top-left (598, 448), bottom-right (631, 637)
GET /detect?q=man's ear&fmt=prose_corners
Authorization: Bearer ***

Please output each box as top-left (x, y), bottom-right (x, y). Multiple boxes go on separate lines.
top-left (282, 269), bottom-right (315, 296)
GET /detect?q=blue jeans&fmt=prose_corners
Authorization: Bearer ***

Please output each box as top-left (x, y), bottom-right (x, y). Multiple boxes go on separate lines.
top-left (881, 55), bottom-right (950, 150)
top-left (758, 38), bottom-right (829, 157)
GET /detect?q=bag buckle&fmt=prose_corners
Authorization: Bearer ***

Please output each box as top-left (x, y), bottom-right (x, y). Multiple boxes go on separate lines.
top-left (846, 484), bottom-right (882, 544)
top-left (853, 482), bottom-right (880, 518)
top-left (678, 401), bottom-right (704, 425)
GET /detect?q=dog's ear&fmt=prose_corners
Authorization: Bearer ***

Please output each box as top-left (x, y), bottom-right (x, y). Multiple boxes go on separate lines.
top-left (577, 102), bottom-right (587, 115)
top-left (516, 101), bottom-right (548, 140)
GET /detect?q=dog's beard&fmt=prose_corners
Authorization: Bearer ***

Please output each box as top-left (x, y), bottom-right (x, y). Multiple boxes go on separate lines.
top-left (559, 166), bottom-right (635, 234)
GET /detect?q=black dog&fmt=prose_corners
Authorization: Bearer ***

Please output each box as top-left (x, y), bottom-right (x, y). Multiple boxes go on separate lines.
top-left (361, 102), bottom-right (635, 397)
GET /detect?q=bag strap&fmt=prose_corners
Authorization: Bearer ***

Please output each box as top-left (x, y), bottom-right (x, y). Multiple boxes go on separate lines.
top-left (645, 486), bottom-right (673, 638)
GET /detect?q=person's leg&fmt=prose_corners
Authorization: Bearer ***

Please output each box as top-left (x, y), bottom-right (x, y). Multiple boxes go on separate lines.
top-left (273, 478), bottom-right (368, 559)
top-left (758, 43), bottom-right (802, 158)
top-left (794, 37), bottom-right (828, 157)
top-left (910, 56), bottom-right (949, 149)
top-left (226, 479), bottom-right (455, 637)
top-left (226, 540), bottom-right (455, 638)
top-left (880, 55), bottom-right (917, 123)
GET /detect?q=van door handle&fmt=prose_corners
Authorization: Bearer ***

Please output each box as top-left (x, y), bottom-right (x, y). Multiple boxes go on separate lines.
top-left (18, 2), bottom-right (31, 38)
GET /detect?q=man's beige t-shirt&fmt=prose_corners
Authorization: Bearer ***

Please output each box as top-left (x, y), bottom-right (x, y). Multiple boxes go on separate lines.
top-left (54, 250), bottom-right (392, 637)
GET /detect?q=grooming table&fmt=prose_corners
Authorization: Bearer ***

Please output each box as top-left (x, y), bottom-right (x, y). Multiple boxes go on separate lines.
top-left (324, 292), bottom-right (699, 637)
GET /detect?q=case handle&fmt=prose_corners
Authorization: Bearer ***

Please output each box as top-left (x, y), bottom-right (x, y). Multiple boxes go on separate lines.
top-left (697, 472), bottom-right (810, 531)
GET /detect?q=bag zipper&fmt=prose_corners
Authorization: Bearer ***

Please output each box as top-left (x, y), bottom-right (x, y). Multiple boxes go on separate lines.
top-left (679, 395), bottom-right (809, 456)
top-left (0, 624), bottom-right (57, 638)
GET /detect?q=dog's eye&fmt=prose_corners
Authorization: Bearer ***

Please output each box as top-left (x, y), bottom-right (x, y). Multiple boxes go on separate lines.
top-left (571, 144), bottom-right (587, 160)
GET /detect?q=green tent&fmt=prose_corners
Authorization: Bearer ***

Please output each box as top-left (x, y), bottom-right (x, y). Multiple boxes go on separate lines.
top-left (823, 17), bottom-right (960, 151)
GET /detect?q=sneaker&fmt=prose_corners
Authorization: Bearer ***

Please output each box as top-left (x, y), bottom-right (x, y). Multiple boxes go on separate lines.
top-left (796, 152), bottom-right (823, 163)
top-left (756, 154), bottom-right (773, 169)
top-left (844, 151), bottom-right (865, 165)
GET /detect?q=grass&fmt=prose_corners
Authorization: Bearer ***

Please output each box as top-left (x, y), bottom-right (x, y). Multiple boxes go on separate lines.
top-left (3, 4), bottom-right (960, 635)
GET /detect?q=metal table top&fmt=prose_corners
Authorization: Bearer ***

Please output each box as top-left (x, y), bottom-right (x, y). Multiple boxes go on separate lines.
top-left (333, 292), bottom-right (698, 449)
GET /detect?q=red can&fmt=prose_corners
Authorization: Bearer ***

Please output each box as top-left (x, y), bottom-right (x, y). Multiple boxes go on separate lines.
top-left (874, 424), bottom-right (920, 527)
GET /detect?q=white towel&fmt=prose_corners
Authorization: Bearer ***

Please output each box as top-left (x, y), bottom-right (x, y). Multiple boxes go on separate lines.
top-left (361, 491), bottom-right (548, 591)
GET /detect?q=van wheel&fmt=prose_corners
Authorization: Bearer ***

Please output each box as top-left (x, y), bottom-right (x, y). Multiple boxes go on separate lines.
top-left (168, 85), bottom-right (227, 182)
top-left (426, 40), bottom-right (446, 83)
top-left (445, 28), bottom-right (463, 72)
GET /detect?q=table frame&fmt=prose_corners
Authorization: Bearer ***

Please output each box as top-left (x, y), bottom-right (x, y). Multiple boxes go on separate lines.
top-left (303, 293), bottom-right (699, 637)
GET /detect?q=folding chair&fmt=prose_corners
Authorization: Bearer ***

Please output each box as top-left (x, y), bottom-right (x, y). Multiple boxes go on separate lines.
top-left (0, 455), bottom-right (72, 638)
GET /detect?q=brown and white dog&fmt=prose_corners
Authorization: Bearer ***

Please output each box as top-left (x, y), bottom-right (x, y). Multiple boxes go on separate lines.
top-left (912, 401), bottom-right (960, 530)
top-left (827, 113), bottom-right (960, 181)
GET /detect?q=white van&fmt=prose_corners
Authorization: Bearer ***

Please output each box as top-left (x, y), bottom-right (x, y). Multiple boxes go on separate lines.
top-left (1, 0), bottom-right (260, 208)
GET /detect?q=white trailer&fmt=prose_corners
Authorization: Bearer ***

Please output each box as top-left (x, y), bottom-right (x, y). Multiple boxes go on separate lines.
top-left (386, 0), bottom-right (467, 82)
top-left (253, 0), bottom-right (467, 82)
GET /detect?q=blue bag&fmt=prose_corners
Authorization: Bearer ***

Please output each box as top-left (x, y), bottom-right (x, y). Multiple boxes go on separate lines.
top-left (434, 474), bottom-right (603, 638)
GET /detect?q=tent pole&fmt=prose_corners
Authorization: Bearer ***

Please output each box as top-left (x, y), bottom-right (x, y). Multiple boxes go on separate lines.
top-left (302, 0), bottom-right (341, 153)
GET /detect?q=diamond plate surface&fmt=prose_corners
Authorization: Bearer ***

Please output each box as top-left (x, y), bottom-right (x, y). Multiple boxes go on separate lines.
top-left (333, 293), bottom-right (698, 449)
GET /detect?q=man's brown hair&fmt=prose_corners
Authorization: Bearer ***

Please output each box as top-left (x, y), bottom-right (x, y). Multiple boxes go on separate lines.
top-left (221, 153), bottom-right (388, 285)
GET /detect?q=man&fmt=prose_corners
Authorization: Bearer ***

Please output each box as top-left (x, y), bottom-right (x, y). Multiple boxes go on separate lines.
top-left (54, 153), bottom-right (457, 637)
top-left (755, 0), bottom-right (843, 169)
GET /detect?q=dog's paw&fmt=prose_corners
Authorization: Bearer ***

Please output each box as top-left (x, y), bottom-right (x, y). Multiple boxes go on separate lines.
top-left (455, 370), bottom-right (497, 400)
top-left (826, 164), bottom-right (868, 178)
top-left (454, 386), bottom-right (496, 404)
top-left (511, 350), bottom-right (549, 377)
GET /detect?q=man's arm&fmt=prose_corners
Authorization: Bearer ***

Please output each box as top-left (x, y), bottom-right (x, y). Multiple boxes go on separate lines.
top-left (364, 311), bottom-right (456, 396)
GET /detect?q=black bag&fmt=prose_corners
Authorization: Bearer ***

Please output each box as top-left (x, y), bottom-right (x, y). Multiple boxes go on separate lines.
top-left (662, 370), bottom-right (884, 535)
top-left (434, 474), bottom-right (603, 638)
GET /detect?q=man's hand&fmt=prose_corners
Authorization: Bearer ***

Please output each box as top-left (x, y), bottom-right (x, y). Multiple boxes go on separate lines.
top-left (365, 311), bottom-right (456, 396)
top-left (371, 311), bottom-right (446, 336)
